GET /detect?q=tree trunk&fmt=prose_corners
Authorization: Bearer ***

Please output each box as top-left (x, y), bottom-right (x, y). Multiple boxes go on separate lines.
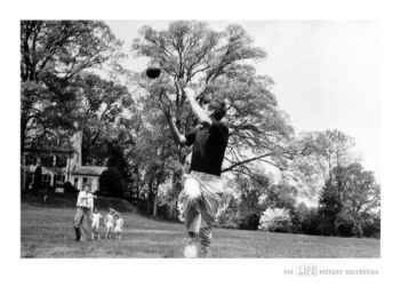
top-left (146, 180), bottom-right (153, 215)
top-left (170, 171), bottom-right (183, 220)
top-left (152, 193), bottom-right (158, 217)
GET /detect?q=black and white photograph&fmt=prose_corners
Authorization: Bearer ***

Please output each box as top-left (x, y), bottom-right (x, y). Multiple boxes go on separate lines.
top-left (3, 1), bottom-right (400, 293)
top-left (20, 19), bottom-right (381, 259)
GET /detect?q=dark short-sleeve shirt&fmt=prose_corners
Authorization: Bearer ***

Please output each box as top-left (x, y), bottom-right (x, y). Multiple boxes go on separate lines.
top-left (185, 120), bottom-right (229, 176)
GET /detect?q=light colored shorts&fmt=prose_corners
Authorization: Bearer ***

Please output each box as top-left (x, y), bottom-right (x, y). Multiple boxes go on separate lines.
top-left (178, 171), bottom-right (226, 229)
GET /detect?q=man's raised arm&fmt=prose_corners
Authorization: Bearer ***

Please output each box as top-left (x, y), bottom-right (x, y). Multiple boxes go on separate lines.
top-left (182, 86), bottom-right (212, 125)
top-left (166, 114), bottom-right (187, 146)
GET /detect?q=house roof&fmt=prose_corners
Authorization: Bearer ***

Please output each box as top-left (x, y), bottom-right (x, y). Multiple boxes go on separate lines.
top-left (24, 147), bottom-right (74, 154)
top-left (72, 166), bottom-right (107, 176)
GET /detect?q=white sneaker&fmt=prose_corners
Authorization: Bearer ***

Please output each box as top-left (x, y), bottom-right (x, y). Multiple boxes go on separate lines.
top-left (183, 238), bottom-right (198, 258)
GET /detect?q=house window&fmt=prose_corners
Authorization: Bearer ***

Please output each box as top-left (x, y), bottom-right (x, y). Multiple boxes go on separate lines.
top-left (41, 174), bottom-right (51, 187)
top-left (41, 155), bottom-right (53, 167)
top-left (82, 177), bottom-right (92, 191)
top-left (55, 155), bottom-right (67, 167)
top-left (54, 174), bottom-right (65, 185)
top-left (74, 178), bottom-right (79, 188)
top-left (26, 172), bottom-right (34, 189)
top-left (25, 154), bottom-right (37, 166)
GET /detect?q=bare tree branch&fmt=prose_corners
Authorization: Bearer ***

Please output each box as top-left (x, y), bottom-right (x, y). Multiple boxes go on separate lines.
top-left (222, 151), bottom-right (275, 173)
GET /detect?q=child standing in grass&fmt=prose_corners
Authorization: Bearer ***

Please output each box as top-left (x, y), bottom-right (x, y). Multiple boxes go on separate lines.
top-left (91, 207), bottom-right (102, 240)
top-left (105, 208), bottom-right (115, 239)
top-left (114, 214), bottom-right (124, 240)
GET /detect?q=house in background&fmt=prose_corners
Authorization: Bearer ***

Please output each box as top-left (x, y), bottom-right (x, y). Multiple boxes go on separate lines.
top-left (22, 146), bottom-right (73, 192)
top-left (70, 165), bottom-right (107, 193)
top-left (21, 131), bottom-right (106, 193)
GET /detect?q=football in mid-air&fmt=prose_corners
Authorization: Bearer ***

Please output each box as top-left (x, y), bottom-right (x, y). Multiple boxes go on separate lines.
top-left (146, 67), bottom-right (161, 79)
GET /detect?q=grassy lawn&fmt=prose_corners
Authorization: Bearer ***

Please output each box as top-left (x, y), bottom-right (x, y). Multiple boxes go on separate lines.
top-left (21, 204), bottom-right (380, 258)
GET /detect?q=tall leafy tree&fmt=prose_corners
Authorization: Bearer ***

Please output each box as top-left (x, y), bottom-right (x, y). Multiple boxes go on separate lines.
top-left (75, 73), bottom-right (135, 165)
top-left (234, 171), bottom-right (270, 229)
top-left (131, 21), bottom-right (294, 174)
top-left (21, 20), bottom-right (118, 82)
top-left (337, 163), bottom-right (380, 237)
top-left (319, 177), bottom-right (343, 235)
top-left (281, 129), bottom-right (356, 205)
top-left (319, 163), bottom-right (380, 237)
top-left (20, 20), bottom-right (121, 151)
top-left (120, 96), bottom-right (181, 216)
top-left (295, 129), bottom-right (355, 177)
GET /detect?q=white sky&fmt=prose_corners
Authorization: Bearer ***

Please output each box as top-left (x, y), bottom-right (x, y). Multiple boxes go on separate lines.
top-left (106, 20), bottom-right (380, 178)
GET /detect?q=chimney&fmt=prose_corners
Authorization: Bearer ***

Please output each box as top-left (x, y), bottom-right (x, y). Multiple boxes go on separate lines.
top-left (70, 131), bottom-right (83, 169)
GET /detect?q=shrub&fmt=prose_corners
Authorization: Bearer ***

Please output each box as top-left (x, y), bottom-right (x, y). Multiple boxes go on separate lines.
top-left (216, 197), bottom-right (239, 229)
top-left (95, 196), bottom-right (135, 212)
top-left (300, 208), bottom-right (321, 235)
top-left (362, 215), bottom-right (380, 238)
top-left (258, 207), bottom-right (292, 233)
top-left (238, 213), bottom-right (260, 230)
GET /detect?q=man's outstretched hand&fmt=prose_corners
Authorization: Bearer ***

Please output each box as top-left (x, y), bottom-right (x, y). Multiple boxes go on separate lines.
top-left (177, 80), bottom-right (206, 102)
